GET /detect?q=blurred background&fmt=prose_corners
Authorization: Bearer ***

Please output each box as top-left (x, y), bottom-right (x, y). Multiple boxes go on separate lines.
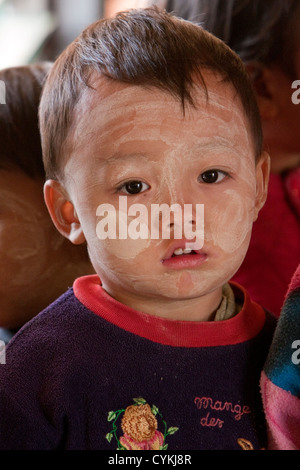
top-left (0, 0), bottom-right (163, 69)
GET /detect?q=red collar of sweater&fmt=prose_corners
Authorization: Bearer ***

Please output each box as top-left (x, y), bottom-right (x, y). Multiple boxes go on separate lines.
top-left (74, 275), bottom-right (266, 348)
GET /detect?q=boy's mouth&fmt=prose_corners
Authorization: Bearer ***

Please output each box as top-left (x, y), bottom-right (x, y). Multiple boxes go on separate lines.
top-left (161, 241), bottom-right (207, 270)
top-left (172, 248), bottom-right (197, 256)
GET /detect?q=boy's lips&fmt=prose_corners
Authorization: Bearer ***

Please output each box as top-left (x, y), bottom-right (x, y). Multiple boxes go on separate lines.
top-left (161, 240), bottom-right (207, 270)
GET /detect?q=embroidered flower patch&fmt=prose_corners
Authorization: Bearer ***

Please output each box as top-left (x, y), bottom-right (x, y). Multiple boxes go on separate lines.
top-left (105, 397), bottom-right (179, 450)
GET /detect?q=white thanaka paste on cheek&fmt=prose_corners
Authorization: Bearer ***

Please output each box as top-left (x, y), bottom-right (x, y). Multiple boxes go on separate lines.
top-left (98, 212), bottom-right (151, 261)
top-left (207, 189), bottom-right (255, 253)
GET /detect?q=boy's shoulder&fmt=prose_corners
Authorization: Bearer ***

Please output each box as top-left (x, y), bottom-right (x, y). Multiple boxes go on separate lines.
top-left (20, 286), bottom-right (87, 332)
top-left (231, 281), bottom-right (277, 329)
top-left (6, 283), bottom-right (99, 362)
top-left (17, 274), bottom-right (104, 334)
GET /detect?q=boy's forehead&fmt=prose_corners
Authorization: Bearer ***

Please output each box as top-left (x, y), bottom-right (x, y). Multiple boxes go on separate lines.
top-left (63, 72), bottom-right (256, 188)
top-left (73, 71), bottom-right (249, 143)
top-left (83, 70), bottom-right (239, 109)
top-left (77, 75), bottom-right (182, 124)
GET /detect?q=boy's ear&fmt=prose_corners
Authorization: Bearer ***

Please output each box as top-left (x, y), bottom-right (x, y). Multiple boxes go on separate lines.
top-left (253, 151), bottom-right (271, 221)
top-left (245, 63), bottom-right (279, 119)
top-left (44, 180), bottom-right (86, 245)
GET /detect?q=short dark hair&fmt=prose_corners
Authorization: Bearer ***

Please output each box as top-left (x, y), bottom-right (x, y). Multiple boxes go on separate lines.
top-left (165, 0), bottom-right (299, 76)
top-left (0, 62), bottom-right (52, 179)
top-left (39, 7), bottom-right (263, 181)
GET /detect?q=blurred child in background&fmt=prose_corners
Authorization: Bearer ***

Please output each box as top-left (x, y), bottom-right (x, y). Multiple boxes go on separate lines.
top-left (261, 263), bottom-right (300, 449)
top-left (0, 63), bottom-right (94, 343)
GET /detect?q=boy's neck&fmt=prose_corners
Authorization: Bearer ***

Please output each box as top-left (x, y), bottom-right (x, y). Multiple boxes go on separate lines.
top-left (101, 283), bottom-right (224, 322)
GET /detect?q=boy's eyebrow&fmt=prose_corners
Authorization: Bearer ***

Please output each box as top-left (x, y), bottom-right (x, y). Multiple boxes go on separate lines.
top-left (97, 136), bottom-right (244, 167)
top-left (193, 137), bottom-right (240, 152)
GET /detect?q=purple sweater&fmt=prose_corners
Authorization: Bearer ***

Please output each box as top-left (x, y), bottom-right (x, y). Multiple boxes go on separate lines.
top-left (0, 275), bottom-right (276, 450)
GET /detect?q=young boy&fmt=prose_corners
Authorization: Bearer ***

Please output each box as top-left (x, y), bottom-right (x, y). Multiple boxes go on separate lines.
top-left (0, 63), bottom-right (94, 344)
top-left (0, 8), bottom-right (275, 450)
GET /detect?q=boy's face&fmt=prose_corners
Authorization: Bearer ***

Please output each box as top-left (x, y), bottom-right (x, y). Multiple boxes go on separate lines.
top-left (48, 72), bottom-right (269, 320)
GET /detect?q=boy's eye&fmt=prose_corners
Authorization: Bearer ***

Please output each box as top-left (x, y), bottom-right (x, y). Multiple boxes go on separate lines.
top-left (198, 170), bottom-right (228, 184)
top-left (118, 180), bottom-right (150, 194)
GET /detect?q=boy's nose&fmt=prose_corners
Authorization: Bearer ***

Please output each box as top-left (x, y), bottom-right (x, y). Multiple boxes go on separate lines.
top-left (166, 206), bottom-right (195, 230)
top-left (160, 181), bottom-right (194, 205)
top-left (154, 178), bottom-right (204, 238)
top-left (153, 203), bottom-right (202, 241)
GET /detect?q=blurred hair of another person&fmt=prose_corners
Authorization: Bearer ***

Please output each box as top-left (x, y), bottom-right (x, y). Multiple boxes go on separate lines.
top-left (0, 63), bottom-right (94, 344)
top-left (161, 0), bottom-right (300, 317)
top-left (104, 0), bottom-right (151, 17)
